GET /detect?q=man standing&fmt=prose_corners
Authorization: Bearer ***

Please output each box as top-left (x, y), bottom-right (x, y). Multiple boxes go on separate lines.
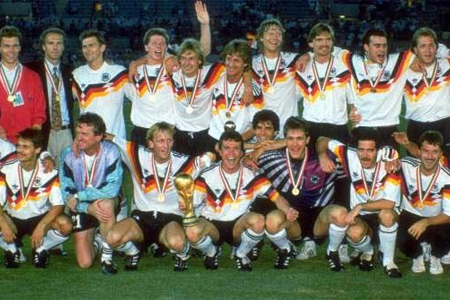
top-left (72, 30), bottom-right (128, 140)
top-left (0, 26), bottom-right (46, 143)
top-left (26, 27), bottom-right (74, 166)
top-left (0, 129), bottom-right (71, 268)
top-left (59, 113), bottom-right (123, 275)
top-left (397, 131), bottom-right (450, 275)
top-left (186, 131), bottom-right (298, 271)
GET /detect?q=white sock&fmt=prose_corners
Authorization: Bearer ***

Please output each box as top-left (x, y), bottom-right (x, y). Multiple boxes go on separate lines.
top-left (347, 235), bottom-right (374, 255)
top-left (236, 229), bottom-right (264, 258)
top-left (265, 229), bottom-right (290, 251)
top-left (115, 241), bottom-right (139, 256)
top-left (0, 233), bottom-right (9, 251)
top-left (101, 239), bottom-right (113, 262)
top-left (379, 223), bottom-right (398, 266)
top-left (176, 243), bottom-right (191, 260)
top-left (327, 224), bottom-right (348, 254)
top-left (193, 236), bottom-right (216, 257)
top-left (36, 229), bottom-right (69, 253)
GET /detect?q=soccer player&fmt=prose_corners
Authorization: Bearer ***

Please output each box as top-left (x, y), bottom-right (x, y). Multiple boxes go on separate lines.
top-left (185, 131), bottom-right (298, 271)
top-left (314, 128), bottom-right (402, 278)
top-left (397, 131), bottom-right (450, 275)
top-left (257, 117), bottom-right (336, 268)
top-left (403, 27), bottom-right (450, 160)
top-left (59, 113), bottom-right (123, 275)
top-left (0, 26), bottom-right (46, 144)
top-left (72, 29), bottom-right (129, 140)
top-left (0, 129), bottom-right (71, 268)
top-left (105, 122), bottom-right (212, 272)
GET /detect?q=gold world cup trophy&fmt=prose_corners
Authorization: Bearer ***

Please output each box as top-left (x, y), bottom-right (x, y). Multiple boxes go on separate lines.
top-left (174, 173), bottom-right (198, 227)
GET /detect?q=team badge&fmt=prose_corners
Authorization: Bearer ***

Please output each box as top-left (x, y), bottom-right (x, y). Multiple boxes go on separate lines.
top-left (310, 175), bottom-right (320, 184)
top-left (101, 72), bottom-right (110, 82)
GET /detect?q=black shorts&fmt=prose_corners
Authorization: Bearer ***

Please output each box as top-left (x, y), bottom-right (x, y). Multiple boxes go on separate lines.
top-left (298, 206), bottom-right (324, 239)
top-left (173, 127), bottom-right (217, 156)
top-left (249, 196), bottom-right (277, 216)
top-left (358, 213), bottom-right (380, 244)
top-left (71, 212), bottom-right (98, 233)
top-left (206, 217), bottom-right (240, 246)
top-left (305, 121), bottom-right (350, 146)
top-left (131, 210), bottom-right (183, 248)
top-left (7, 213), bottom-right (45, 243)
top-left (407, 117), bottom-right (450, 145)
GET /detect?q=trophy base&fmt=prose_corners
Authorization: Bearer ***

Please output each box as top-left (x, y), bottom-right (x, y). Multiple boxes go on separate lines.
top-left (183, 216), bottom-right (198, 227)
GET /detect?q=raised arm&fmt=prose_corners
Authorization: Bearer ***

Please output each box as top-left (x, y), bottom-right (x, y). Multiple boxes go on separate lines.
top-left (196, 1), bottom-right (211, 56)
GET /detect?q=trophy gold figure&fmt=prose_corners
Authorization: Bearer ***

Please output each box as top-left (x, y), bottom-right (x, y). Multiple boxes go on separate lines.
top-left (174, 173), bottom-right (198, 227)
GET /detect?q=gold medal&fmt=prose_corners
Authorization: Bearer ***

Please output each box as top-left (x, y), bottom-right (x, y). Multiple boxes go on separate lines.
top-left (55, 94), bottom-right (61, 102)
top-left (225, 111), bottom-right (231, 118)
top-left (267, 86), bottom-right (274, 94)
top-left (7, 94), bottom-right (15, 102)
top-left (320, 93), bottom-right (326, 100)
top-left (292, 187), bottom-right (300, 196)
top-left (186, 106), bottom-right (193, 114)
top-left (157, 193), bottom-right (165, 202)
top-left (371, 87), bottom-right (376, 93)
top-left (149, 93), bottom-right (155, 101)
top-left (215, 206), bottom-right (221, 213)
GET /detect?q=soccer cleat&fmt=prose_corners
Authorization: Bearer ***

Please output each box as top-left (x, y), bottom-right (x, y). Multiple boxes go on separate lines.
top-left (124, 253), bottom-right (140, 271)
top-left (421, 242), bottom-right (431, 262)
top-left (150, 243), bottom-right (167, 258)
top-left (358, 253), bottom-right (374, 271)
top-left (4, 250), bottom-right (20, 268)
top-left (430, 255), bottom-right (444, 275)
top-left (441, 250), bottom-right (450, 265)
top-left (49, 244), bottom-right (68, 257)
top-left (349, 250), bottom-right (362, 266)
top-left (174, 256), bottom-right (188, 272)
top-left (326, 251), bottom-right (344, 272)
top-left (338, 244), bottom-right (350, 264)
top-left (248, 240), bottom-right (264, 261)
top-left (32, 249), bottom-right (50, 268)
top-left (101, 260), bottom-right (118, 275)
top-left (384, 262), bottom-right (402, 278)
top-left (236, 256), bottom-right (252, 272)
top-left (203, 247), bottom-right (219, 270)
top-left (274, 247), bottom-right (292, 269)
top-left (296, 240), bottom-right (317, 260)
top-left (411, 255), bottom-right (426, 273)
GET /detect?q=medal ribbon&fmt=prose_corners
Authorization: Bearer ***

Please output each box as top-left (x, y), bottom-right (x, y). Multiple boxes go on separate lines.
top-left (83, 148), bottom-right (100, 187)
top-left (151, 156), bottom-right (172, 197)
top-left (143, 64), bottom-right (165, 95)
top-left (312, 56), bottom-right (334, 96)
top-left (0, 64), bottom-right (22, 100)
top-left (363, 59), bottom-right (387, 91)
top-left (261, 55), bottom-right (281, 91)
top-left (224, 76), bottom-right (243, 111)
top-left (422, 60), bottom-right (438, 90)
top-left (181, 70), bottom-right (201, 107)
top-left (218, 164), bottom-right (243, 203)
top-left (44, 62), bottom-right (62, 97)
top-left (285, 148), bottom-right (308, 191)
top-left (416, 165), bottom-right (440, 205)
top-left (18, 163), bottom-right (39, 202)
top-left (360, 162), bottom-right (381, 200)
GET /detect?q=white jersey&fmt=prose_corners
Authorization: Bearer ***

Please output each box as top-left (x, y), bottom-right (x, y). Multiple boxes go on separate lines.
top-left (114, 137), bottom-right (199, 215)
top-left (172, 63), bottom-right (225, 132)
top-left (72, 62), bottom-right (128, 139)
top-left (297, 55), bottom-right (351, 125)
top-left (194, 163), bottom-right (279, 221)
top-left (329, 140), bottom-right (401, 214)
top-left (0, 138), bottom-right (16, 166)
top-left (0, 160), bottom-right (63, 219)
top-left (129, 64), bottom-right (175, 128)
top-left (345, 50), bottom-right (413, 127)
top-left (208, 75), bottom-right (263, 140)
top-left (403, 58), bottom-right (450, 122)
top-left (400, 157), bottom-right (450, 217)
top-left (252, 52), bottom-right (301, 132)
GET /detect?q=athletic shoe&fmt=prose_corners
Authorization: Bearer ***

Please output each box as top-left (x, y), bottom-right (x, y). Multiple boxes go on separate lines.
top-left (274, 247), bottom-right (293, 269)
top-left (358, 253), bottom-right (374, 271)
top-left (174, 256), bottom-right (188, 272)
top-left (248, 240), bottom-right (264, 261)
top-left (4, 250), bottom-right (20, 268)
top-left (349, 250), bottom-right (362, 266)
top-left (296, 240), bottom-right (317, 260)
top-left (191, 247), bottom-right (203, 259)
top-left (203, 247), bottom-right (219, 270)
top-left (441, 250), bottom-right (450, 265)
top-left (101, 260), bottom-right (118, 275)
top-left (326, 251), bottom-right (344, 272)
top-left (18, 247), bottom-right (26, 263)
top-left (384, 262), bottom-right (402, 278)
top-left (49, 244), bottom-right (68, 257)
top-left (236, 256), bottom-right (252, 272)
top-left (124, 253), bottom-right (140, 271)
top-left (32, 249), bottom-right (50, 268)
top-left (411, 255), bottom-right (426, 273)
top-left (421, 242), bottom-right (431, 262)
top-left (150, 243), bottom-right (167, 258)
top-left (430, 255), bottom-right (444, 275)
top-left (338, 244), bottom-right (350, 264)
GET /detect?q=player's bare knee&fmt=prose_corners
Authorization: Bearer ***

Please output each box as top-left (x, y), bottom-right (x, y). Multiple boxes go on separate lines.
top-left (378, 209), bottom-right (397, 227)
top-left (105, 230), bottom-right (121, 248)
top-left (265, 210), bottom-right (286, 233)
top-left (346, 224), bottom-right (366, 243)
top-left (329, 205), bottom-right (348, 227)
top-left (185, 226), bottom-right (202, 243)
top-left (248, 213), bottom-right (265, 233)
top-left (166, 235), bottom-right (185, 252)
top-left (55, 215), bottom-right (72, 235)
top-left (77, 256), bottom-right (94, 269)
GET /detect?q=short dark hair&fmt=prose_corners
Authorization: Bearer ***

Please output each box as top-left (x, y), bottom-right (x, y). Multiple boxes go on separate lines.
top-left (221, 39), bottom-right (251, 72)
top-left (362, 28), bottom-right (388, 47)
top-left (219, 131), bottom-right (244, 152)
top-left (256, 19), bottom-right (285, 52)
top-left (143, 28), bottom-right (169, 46)
top-left (352, 128), bottom-right (380, 148)
top-left (252, 109), bottom-right (280, 132)
top-left (18, 128), bottom-right (43, 149)
top-left (39, 27), bottom-right (66, 47)
top-left (411, 27), bottom-right (438, 50)
top-left (419, 130), bottom-right (443, 150)
top-left (308, 22), bottom-right (335, 43)
top-left (79, 29), bottom-right (106, 45)
top-left (146, 122), bottom-right (175, 141)
top-left (283, 117), bottom-right (309, 138)
top-left (0, 25), bottom-right (22, 44)
top-left (77, 113), bottom-right (106, 136)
